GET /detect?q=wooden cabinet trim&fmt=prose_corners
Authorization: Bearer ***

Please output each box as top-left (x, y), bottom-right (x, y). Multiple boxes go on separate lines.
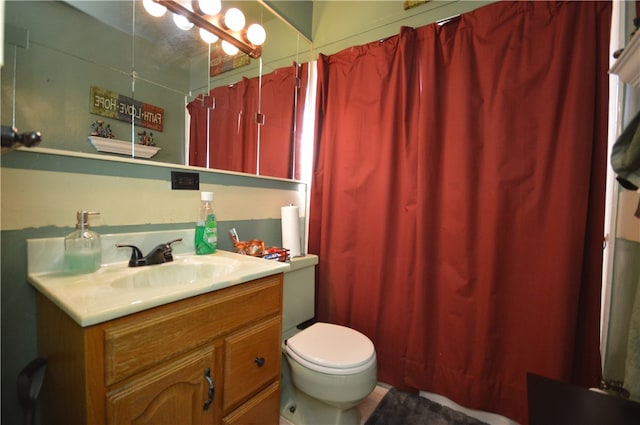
top-left (222, 382), bottom-right (281, 425)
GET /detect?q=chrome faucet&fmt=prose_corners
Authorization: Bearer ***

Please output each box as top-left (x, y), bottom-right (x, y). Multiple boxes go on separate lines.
top-left (116, 238), bottom-right (182, 267)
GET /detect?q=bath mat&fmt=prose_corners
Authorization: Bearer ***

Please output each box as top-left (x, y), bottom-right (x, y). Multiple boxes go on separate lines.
top-left (364, 388), bottom-right (489, 425)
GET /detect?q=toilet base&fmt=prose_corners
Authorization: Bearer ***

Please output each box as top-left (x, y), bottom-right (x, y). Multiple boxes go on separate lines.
top-left (281, 387), bottom-right (361, 425)
top-left (280, 355), bottom-right (368, 425)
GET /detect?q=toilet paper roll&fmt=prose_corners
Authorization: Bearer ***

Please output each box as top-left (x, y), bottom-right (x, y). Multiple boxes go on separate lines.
top-left (281, 205), bottom-right (301, 257)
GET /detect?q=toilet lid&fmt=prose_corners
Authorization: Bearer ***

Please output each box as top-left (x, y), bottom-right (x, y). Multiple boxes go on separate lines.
top-left (285, 322), bottom-right (376, 375)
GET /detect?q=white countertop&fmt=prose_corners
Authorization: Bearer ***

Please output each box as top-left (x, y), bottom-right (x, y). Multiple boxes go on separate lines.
top-left (27, 230), bottom-right (290, 327)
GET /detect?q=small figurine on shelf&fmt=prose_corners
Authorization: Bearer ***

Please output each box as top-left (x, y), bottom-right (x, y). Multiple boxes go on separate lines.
top-left (138, 130), bottom-right (148, 145)
top-left (137, 130), bottom-right (157, 146)
top-left (90, 120), bottom-right (114, 139)
top-left (90, 120), bottom-right (103, 136)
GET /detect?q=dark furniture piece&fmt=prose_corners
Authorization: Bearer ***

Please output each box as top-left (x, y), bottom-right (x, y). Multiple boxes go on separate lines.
top-left (527, 372), bottom-right (640, 425)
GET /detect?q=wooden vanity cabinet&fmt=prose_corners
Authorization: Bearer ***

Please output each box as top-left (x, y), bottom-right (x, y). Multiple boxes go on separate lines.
top-left (36, 274), bottom-right (283, 425)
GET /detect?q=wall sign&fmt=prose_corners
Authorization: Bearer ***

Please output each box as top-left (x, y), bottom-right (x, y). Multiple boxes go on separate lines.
top-left (90, 86), bottom-right (165, 132)
top-left (210, 44), bottom-right (250, 77)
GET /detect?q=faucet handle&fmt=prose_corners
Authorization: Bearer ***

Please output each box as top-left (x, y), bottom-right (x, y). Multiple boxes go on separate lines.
top-left (166, 238), bottom-right (183, 246)
top-left (160, 239), bottom-right (183, 263)
top-left (116, 244), bottom-right (146, 267)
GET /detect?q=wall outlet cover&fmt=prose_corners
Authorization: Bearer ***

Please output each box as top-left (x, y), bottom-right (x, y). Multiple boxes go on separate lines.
top-left (171, 171), bottom-right (199, 190)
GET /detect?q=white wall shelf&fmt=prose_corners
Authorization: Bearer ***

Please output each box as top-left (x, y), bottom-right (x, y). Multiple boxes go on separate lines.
top-left (88, 136), bottom-right (160, 159)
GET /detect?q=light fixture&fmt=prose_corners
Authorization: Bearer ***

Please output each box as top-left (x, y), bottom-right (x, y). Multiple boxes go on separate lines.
top-left (151, 0), bottom-right (264, 58)
top-left (199, 28), bottom-right (219, 44)
top-left (197, 0), bottom-right (221, 16)
top-left (221, 40), bottom-right (239, 56)
top-left (143, 0), bottom-right (167, 17)
top-left (173, 13), bottom-right (193, 31)
top-left (223, 8), bottom-right (245, 32)
top-left (247, 23), bottom-right (266, 46)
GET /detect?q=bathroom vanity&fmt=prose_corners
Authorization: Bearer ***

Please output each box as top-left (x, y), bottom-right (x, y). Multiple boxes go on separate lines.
top-left (36, 274), bottom-right (282, 424)
top-left (27, 231), bottom-right (289, 425)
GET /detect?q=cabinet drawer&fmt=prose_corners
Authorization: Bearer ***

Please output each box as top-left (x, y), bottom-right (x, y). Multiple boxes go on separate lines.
top-left (104, 275), bottom-right (282, 386)
top-left (222, 381), bottom-right (280, 425)
top-left (223, 317), bottom-right (281, 412)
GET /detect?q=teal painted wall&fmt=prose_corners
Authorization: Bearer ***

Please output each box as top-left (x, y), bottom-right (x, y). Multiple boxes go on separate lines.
top-left (265, 0), bottom-right (313, 41)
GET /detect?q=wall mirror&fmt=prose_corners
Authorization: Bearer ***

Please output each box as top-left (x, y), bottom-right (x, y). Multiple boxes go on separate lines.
top-left (1, 0), bottom-right (313, 180)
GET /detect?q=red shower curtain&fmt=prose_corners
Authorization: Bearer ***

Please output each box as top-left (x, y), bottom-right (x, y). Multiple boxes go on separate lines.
top-left (187, 78), bottom-right (258, 173)
top-left (308, 1), bottom-right (611, 423)
top-left (259, 62), bottom-right (309, 179)
top-left (188, 63), bottom-right (307, 179)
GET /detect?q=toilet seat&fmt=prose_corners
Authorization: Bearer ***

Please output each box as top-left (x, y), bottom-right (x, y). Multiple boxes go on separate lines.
top-left (285, 322), bottom-right (376, 375)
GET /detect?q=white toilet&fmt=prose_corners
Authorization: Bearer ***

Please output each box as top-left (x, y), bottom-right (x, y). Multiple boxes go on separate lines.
top-left (281, 255), bottom-right (377, 425)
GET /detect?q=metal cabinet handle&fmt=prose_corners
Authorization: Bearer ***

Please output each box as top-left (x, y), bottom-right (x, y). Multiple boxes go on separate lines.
top-left (254, 357), bottom-right (265, 367)
top-left (203, 368), bottom-right (215, 411)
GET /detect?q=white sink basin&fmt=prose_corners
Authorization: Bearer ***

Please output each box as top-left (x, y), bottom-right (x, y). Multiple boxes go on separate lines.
top-left (27, 250), bottom-right (290, 327)
top-left (109, 259), bottom-right (236, 289)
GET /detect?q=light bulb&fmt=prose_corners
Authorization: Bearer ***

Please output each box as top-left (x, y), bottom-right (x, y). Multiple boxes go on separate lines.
top-left (224, 8), bottom-right (245, 31)
top-left (142, 0), bottom-right (166, 17)
top-left (200, 28), bottom-right (219, 44)
top-left (246, 24), bottom-right (266, 45)
top-left (221, 40), bottom-right (239, 56)
top-left (198, 0), bottom-right (221, 15)
top-left (173, 13), bottom-right (193, 31)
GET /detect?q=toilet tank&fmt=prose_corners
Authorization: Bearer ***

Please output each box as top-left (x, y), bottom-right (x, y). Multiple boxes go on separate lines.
top-left (283, 254), bottom-right (318, 339)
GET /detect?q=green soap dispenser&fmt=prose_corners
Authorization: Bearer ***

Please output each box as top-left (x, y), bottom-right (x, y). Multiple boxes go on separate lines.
top-left (64, 211), bottom-right (102, 274)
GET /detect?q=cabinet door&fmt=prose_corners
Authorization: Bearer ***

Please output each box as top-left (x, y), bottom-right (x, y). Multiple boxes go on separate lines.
top-left (106, 346), bottom-right (216, 425)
